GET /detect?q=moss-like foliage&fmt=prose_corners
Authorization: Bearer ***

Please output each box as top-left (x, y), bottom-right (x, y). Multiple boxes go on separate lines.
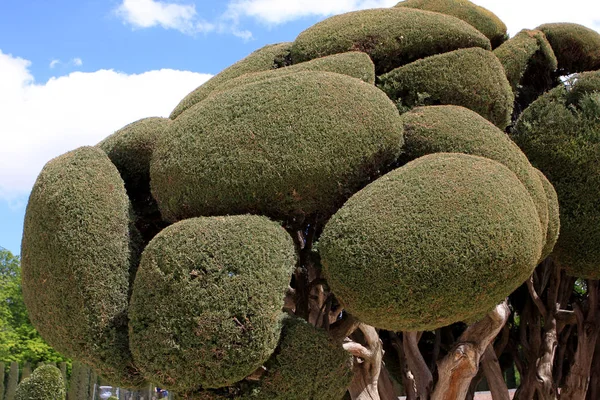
top-left (395, 0), bottom-right (507, 48)
top-left (151, 71), bottom-right (404, 224)
top-left (534, 169), bottom-right (560, 262)
top-left (399, 105), bottom-right (548, 243)
top-left (319, 153), bottom-right (543, 332)
top-left (20, 146), bottom-right (142, 387)
top-left (215, 52), bottom-right (376, 94)
top-left (512, 73), bottom-right (600, 278)
top-left (537, 23), bottom-right (600, 75)
top-left (378, 47), bottom-right (514, 129)
top-left (129, 215), bottom-right (297, 392)
top-left (290, 8), bottom-right (490, 74)
top-left (15, 365), bottom-right (66, 400)
top-left (170, 43), bottom-right (292, 119)
top-left (181, 317), bottom-right (352, 400)
top-left (493, 30), bottom-right (557, 94)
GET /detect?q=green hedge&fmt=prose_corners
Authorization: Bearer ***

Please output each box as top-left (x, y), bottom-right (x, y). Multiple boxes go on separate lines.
top-left (290, 7), bottom-right (490, 74)
top-left (170, 43), bottom-right (292, 119)
top-left (378, 47), bottom-right (514, 129)
top-left (319, 153), bottom-right (542, 331)
top-left (129, 215), bottom-right (296, 392)
top-left (535, 169), bottom-right (560, 262)
top-left (21, 147), bottom-right (142, 388)
top-left (151, 71), bottom-right (404, 223)
top-left (537, 23), bottom-right (600, 74)
top-left (15, 365), bottom-right (65, 400)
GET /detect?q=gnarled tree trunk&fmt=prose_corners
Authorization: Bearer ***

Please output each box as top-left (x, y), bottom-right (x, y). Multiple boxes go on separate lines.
top-left (344, 324), bottom-right (384, 400)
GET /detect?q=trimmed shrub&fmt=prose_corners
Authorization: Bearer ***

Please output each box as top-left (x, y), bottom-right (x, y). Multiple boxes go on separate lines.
top-left (20, 146), bottom-right (143, 387)
top-left (395, 0), bottom-right (507, 48)
top-left (14, 365), bottom-right (65, 400)
top-left (399, 105), bottom-right (548, 244)
top-left (319, 153), bottom-right (543, 332)
top-left (151, 71), bottom-right (404, 223)
top-left (537, 23), bottom-right (600, 74)
top-left (290, 7), bottom-right (490, 74)
top-left (493, 29), bottom-right (557, 93)
top-left (129, 215), bottom-right (297, 392)
top-left (512, 75), bottom-right (600, 278)
top-left (170, 43), bottom-right (292, 119)
top-left (378, 47), bottom-right (514, 129)
top-left (535, 169), bottom-right (560, 262)
top-left (214, 52), bottom-right (376, 94)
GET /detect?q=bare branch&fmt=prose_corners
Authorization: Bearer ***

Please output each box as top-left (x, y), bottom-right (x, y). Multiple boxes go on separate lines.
top-left (527, 274), bottom-right (548, 318)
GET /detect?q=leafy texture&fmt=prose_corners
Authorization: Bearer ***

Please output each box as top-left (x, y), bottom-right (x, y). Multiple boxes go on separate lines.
top-left (14, 365), bottom-right (65, 400)
top-left (170, 43), bottom-right (292, 119)
top-left (151, 71), bottom-right (404, 224)
top-left (534, 169), bottom-right (560, 261)
top-left (320, 153), bottom-right (543, 332)
top-left (290, 7), bottom-right (490, 74)
top-left (537, 23), bottom-right (600, 74)
top-left (378, 47), bottom-right (514, 129)
top-left (128, 215), bottom-right (297, 392)
top-left (512, 71), bottom-right (600, 278)
top-left (395, 0), bottom-right (507, 48)
top-left (20, 146), bottom-right (142, 387)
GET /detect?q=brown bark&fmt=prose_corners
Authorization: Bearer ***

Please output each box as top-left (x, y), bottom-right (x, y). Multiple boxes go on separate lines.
top-left (378, 366), bottom-right (400, 400)
top-left (432, 300), bottom-right (510, 400)
top-left (390, 333), bottom-right (418, 400)
top-left (403, 331), bottom-right (433, 399)
top-left (345, 324), bottom-right (383, 400)
top-left (481, 345), bottom-right (511, 400)
top-left (586, 334), bottom-right (600, 400)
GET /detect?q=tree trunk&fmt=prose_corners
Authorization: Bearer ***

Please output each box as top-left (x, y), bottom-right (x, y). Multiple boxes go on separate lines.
top-left (378, 366), bottom-right (400, 400)
top-left (403, 331), bottom-right (433, 399)
top-left (586, 335), bottom-right (600, 400)
top-left (432, 301), bottom-right (510, 400)
top-left (481, 345), bottom-right (511, 400)
top-left (345, 324), bottom-right (383, 400)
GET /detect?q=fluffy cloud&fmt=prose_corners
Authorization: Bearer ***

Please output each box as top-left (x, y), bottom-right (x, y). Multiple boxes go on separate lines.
top-left (0, 49), bottom-right (211, 203)
top-left (115, 0), bottom-right (211, 34)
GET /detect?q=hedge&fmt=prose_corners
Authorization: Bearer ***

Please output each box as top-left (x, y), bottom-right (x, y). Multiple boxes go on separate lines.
top-left (537, 23), bottom-right (600, 74)
top-left (535, 169), bottom-right (560, 262)
top-left (14, 365), bottom-right (65, 400)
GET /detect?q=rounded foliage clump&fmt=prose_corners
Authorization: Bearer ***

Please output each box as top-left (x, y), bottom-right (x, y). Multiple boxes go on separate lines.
top-left (395, 0), bottom-right (507, 48)
top-left (290, 7), bottom-right (490, 74)
top-left (15, 365), bottom-right (66, 400)
top-left (170, 43), bottom-right (292, 119)
top-left (128, 215), bottom-right (297, 392)
top-left (378, 47), bottom-right (514, 129)
top-left (399, 105), bottom-right (548, 244)
top-left (319, 153), bottom-right (543, 332)
top-left (20, 146), bottom-right (142, 387)
top-left (537, 23), bottom-right (600, 74)
top-left (534, 168), bottom-right (560, 262)
top-left (512, 74), bottom-right (600, 278)
top-left (151, 71), bottom-right (404, 223)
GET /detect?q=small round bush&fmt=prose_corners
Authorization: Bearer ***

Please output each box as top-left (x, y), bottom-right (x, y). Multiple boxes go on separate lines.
top-left (512, 73), bottom-right (600, 278)
top-left (395, 0), bottom-right (507, 48)
top-left (537, 23), bottom-right (600, 74)
top-left (129, 215), bottom-right (297, 392)
top-left (170, 43), bottom-right (292, 119)
top-left (535, 168), bottom-right (560, 262)
top-left (378, 47), bottom-right (514, 129)
top-left (399, 105), bottom-right (548, 244)
top-left (15, 364), bottom-right (66, 400)
top-left (21, 146), bottom-right (142, 387)
top-left (319, 153), bottom-right (543, 332)
top-left (290, 7), bottom-right (490, 74)
top-left (151, 71), bottom-right (404, 223)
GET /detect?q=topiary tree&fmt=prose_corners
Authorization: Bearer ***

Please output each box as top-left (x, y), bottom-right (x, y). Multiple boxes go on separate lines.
top-left (20, 2), bottom-right (600, 399)
top-left (14, 365), bottom-right (65, 400)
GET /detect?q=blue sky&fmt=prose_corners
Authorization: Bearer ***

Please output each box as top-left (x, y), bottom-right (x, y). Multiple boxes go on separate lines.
top-left (1, 0), bottom-right (599, 255)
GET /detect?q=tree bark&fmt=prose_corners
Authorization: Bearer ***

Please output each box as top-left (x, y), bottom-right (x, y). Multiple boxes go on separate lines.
top-left (378, 366), bottom-right (400, 400)
top-left (403, 331), bottom-right (433, 399)
top-left (432, 300), bottom-right (510, 400)
top-left (345, 324), bottom-right (383, 400)
top-left (481, 345), bottom-right (511, 400)
top-left (585, 334), bottom-right (600, 400)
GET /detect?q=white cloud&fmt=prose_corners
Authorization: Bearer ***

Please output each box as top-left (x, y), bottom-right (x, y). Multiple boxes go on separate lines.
top-left (49, 59), bottom-right (60, 68)
top-left (0, 49), bottom-right (212, 202)
top-left (72, 57), bottom-right (83, 67)
top-left (115, 0), bottom-right (210, 34)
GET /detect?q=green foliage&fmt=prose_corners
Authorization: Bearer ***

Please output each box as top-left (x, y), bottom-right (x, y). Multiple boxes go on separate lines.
top-left (14, 365), bottom-right (65, 400)
top-left (1, 362), bottom-right (5, 400)
top-left (151, 71), bottom-right (404, 223)
top-left (395, 0), bottom-right (507, 48)
top-left (319, 153), bottom-right (543, 331)
top-left (398, 105), bottom-right (549, 246)
top-left (378, 47), bottom-right (514, 129)
top-left (537, 23), bottom-right (600, 74)
top-left (534, 169), bottom-right (560, 261)
top-left (170, 43), bottom-right (292, 119)
top-left (290, 7), bottom-right (491, 74)
top-left (5, 362), bottom-right (19, 400)
top-left (129, 215), bottom-right (297, 392)
top-left (20, 147), bottom-right (142, 387)
top-left (512, 73), bottom-right (600, 278)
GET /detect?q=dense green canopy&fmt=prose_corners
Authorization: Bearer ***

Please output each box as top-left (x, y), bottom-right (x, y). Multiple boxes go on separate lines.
top-left (128, 215), bottom-right (296, 392)
top-left (395, 0), bottom-right (507, 48)
top-left (170, 43), bottom-right (292, 119)
top-left (535, 169), bottom-right (560, 262)
top-left (537, 23), bottom-right (600, 74)
top-left (319, 153), bottom-right (543, 331)
top-left (290, 7), bottom-right (490, 74)
top-left (512, 71), bottom-right (600, 278)
top-left (15, 365), bottom-right (66, 400)
top-left (378, 47), bottom-right (514, 129)
top-left (151, 71), bottom-right (404, 224)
